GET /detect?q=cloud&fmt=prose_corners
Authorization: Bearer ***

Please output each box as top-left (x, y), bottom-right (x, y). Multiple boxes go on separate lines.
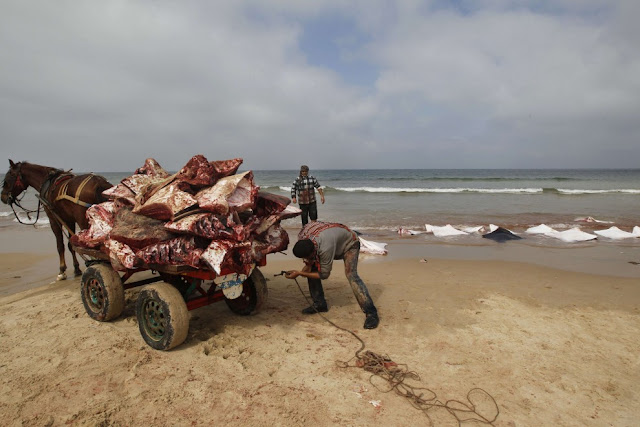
top-left (1, 0), bottom-right (639, 171)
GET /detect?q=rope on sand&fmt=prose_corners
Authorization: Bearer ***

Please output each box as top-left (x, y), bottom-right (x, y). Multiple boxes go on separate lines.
top-left (291, 276), bottom-right (499, 426)
top-left (339, 350), bottom-right (499, 426)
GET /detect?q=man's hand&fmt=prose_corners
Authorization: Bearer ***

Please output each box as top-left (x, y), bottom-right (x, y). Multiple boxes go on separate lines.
top-left (284, 270), bottom-right (300, 279)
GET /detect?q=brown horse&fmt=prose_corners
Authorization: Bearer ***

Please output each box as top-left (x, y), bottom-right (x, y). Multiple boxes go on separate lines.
top-left (1, 160), bottom-right (113, 280)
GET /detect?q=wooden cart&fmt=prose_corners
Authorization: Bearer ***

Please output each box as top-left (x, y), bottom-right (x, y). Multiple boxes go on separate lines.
top-left (74, 246), bottom-right (267, 351)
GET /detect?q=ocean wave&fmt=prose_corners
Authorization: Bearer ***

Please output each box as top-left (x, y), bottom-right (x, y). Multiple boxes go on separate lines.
top-left (312, 186), bottom-right (640, 195)
top-left (557, 189), bottom-right (640, 195)
top-left (378, 176), bottom-right (578, 182)
top-left (257, 185), bottom-right (285, 192)
top-left (12, 213), bottom-right (50, 226)
top-left (262, 185), bottom-right (640, 196)
top-left (0, 211), bottom-right (14, 217)
top-left (331, 187), bottom-right (544, 194)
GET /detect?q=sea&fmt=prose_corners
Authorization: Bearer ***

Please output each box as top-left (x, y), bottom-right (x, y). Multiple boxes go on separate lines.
top-left (2, 168), bottom-right (640, 248)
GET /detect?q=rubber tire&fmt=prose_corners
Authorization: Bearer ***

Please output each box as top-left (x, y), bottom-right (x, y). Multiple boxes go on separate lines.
top-left (81, 263), bottom-right (124, 321)
top-left (225, 268), bottom-right (268, 315)
top-left (136, 282), bottom-right (189, 351)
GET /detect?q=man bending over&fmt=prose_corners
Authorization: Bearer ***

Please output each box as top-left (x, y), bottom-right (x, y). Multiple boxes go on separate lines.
top-left (285, 221), bottom-right (379, 329)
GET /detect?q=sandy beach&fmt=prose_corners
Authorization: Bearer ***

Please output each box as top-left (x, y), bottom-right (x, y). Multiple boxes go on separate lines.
top-left (1, 227), bottom-right (639, 426)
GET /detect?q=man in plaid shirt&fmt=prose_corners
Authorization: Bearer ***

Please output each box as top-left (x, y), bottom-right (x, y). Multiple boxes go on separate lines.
top-left (291, 165), bottom-right (325, 226)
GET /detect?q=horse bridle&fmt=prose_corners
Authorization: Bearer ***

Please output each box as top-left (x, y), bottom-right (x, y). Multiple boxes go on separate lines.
top-left (3, 162), bottom-right (44, 226)
top-left (3, 162), bottom-right (27, 205)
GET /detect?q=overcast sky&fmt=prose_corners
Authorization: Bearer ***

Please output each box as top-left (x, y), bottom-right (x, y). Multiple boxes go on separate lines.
top-left (1, 0), bottom-right (639, 172)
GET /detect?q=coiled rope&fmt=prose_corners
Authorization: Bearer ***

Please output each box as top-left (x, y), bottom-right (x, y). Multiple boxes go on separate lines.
top-left (290, 276), bottom-right (499, 426)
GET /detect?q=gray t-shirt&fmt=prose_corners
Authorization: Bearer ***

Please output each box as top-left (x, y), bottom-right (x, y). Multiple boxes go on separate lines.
top-left (314, 227), bottom-right (357, 280)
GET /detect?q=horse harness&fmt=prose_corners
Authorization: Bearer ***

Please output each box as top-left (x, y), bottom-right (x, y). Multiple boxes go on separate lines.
top-left (54, 175), bottom-right (94, 208)
top-left (36, 170), bottom-right (96, 235)
top-left (40, 170), bottom-right (95, 209)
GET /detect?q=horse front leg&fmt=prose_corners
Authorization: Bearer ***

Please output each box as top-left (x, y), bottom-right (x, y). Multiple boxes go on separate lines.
top-left (50, 221), bottom-right (68, 281)
top-left (67, 224), bottom-right (82, 277)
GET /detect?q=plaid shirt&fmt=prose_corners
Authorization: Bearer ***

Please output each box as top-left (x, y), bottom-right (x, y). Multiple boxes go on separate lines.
top-left (291, 175), bottom-right (321, 204)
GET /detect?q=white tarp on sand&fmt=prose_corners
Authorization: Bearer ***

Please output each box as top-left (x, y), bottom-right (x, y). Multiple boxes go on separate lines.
top-left (359, 237), bottom-right (388, 255)
top-left (594, 226), bottom-right (640, 239)
top-left (526, 224), bottom-right (556, 234)
top-left (425, 224), bottom-right (469, 237)
top-left (544, 227), bottom-right (597, 243)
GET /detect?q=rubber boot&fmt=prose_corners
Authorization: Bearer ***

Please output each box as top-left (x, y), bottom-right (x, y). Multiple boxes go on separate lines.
top-left (363, 309), bottom-right (379, 329)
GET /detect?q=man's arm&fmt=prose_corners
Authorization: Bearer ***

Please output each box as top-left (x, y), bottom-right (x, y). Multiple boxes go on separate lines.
top-left (285, 262), bottom-right (322, 280)
top-left (291, 178), bottom-right (298, 203)
top-left (285, 269), bottom-right (321, 280)
top-left (312, 177), bottom-right (325, 204)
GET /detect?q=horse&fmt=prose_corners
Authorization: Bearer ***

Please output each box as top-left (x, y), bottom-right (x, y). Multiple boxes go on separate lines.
top-left (1, 160), bottom-right (113, 280)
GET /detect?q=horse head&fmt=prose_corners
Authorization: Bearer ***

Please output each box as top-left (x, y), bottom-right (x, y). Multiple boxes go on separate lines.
top-left (1, 160), bottom-right (27, 205)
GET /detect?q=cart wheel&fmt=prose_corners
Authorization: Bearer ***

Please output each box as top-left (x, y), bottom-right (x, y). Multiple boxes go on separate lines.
top-left (225, 268), bottom-right (268, 315)
top-left (81, 263), bottom-right (124, 321)
top-left (136, 282), bottom-right (189, 351)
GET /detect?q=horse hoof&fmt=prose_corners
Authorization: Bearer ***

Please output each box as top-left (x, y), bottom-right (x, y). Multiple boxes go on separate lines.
top-left (57, 273), bottom-right (67, 281)
top-left (74, 270), bottom-right (83, 277)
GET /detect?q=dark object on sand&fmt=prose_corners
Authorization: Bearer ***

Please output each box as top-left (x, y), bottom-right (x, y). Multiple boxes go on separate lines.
top-left (482, 227), bottom-right (522, 242)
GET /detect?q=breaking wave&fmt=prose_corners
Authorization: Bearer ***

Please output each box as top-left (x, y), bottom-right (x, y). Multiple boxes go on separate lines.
top-left (276, 186), bottom-right (640, 195)
top-left (557, 189), bottom-right (640, 194)
top-left (377, 176), bottom-right (579, 182)
top-left (12, 213), bottom-right (50, 227)
top-left (332, 187), bottom-right (543, 194)
top-left (314, 187), bottom-right (639, 195)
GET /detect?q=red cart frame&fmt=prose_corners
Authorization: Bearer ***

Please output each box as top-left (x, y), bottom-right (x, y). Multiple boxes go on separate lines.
top-left (74, 245), bottom-right (268, 351)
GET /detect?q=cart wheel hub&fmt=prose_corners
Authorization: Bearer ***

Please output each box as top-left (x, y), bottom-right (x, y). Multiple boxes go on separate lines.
top-left (142, 300), bottom-right (166, 341)
top-left (88, 280), bottom-right (104, 308)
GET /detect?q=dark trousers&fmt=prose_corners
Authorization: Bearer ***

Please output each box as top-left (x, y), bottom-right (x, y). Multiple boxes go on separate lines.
top-left (299, 202), bottom-right (318, 226)
top-left (307, 241), bottom-right (377, 315)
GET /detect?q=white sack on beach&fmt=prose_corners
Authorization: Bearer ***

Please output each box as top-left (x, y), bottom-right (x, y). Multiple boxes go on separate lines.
top-left (526, 224), bottom-right (556, 234)
top-left (574, 216), bottom-right (614, 224)
top-left (398, 227), bottom-right (423, 235)
top-left (545, 227), bottom-right (597, 243)
top-left (593, 226), bottom-right (640, 239)
top-left (359, 237), bottom-right (387, 255)
top-left (425, 224), bottom-right (468, 237)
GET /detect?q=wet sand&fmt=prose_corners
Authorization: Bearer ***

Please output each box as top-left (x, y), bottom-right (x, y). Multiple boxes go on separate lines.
top-left (1, 226), bottom-right (639, 426)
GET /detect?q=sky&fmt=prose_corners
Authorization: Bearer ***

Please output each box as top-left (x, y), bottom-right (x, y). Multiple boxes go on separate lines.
top-left (1, 0), bottom-right (639, 172)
